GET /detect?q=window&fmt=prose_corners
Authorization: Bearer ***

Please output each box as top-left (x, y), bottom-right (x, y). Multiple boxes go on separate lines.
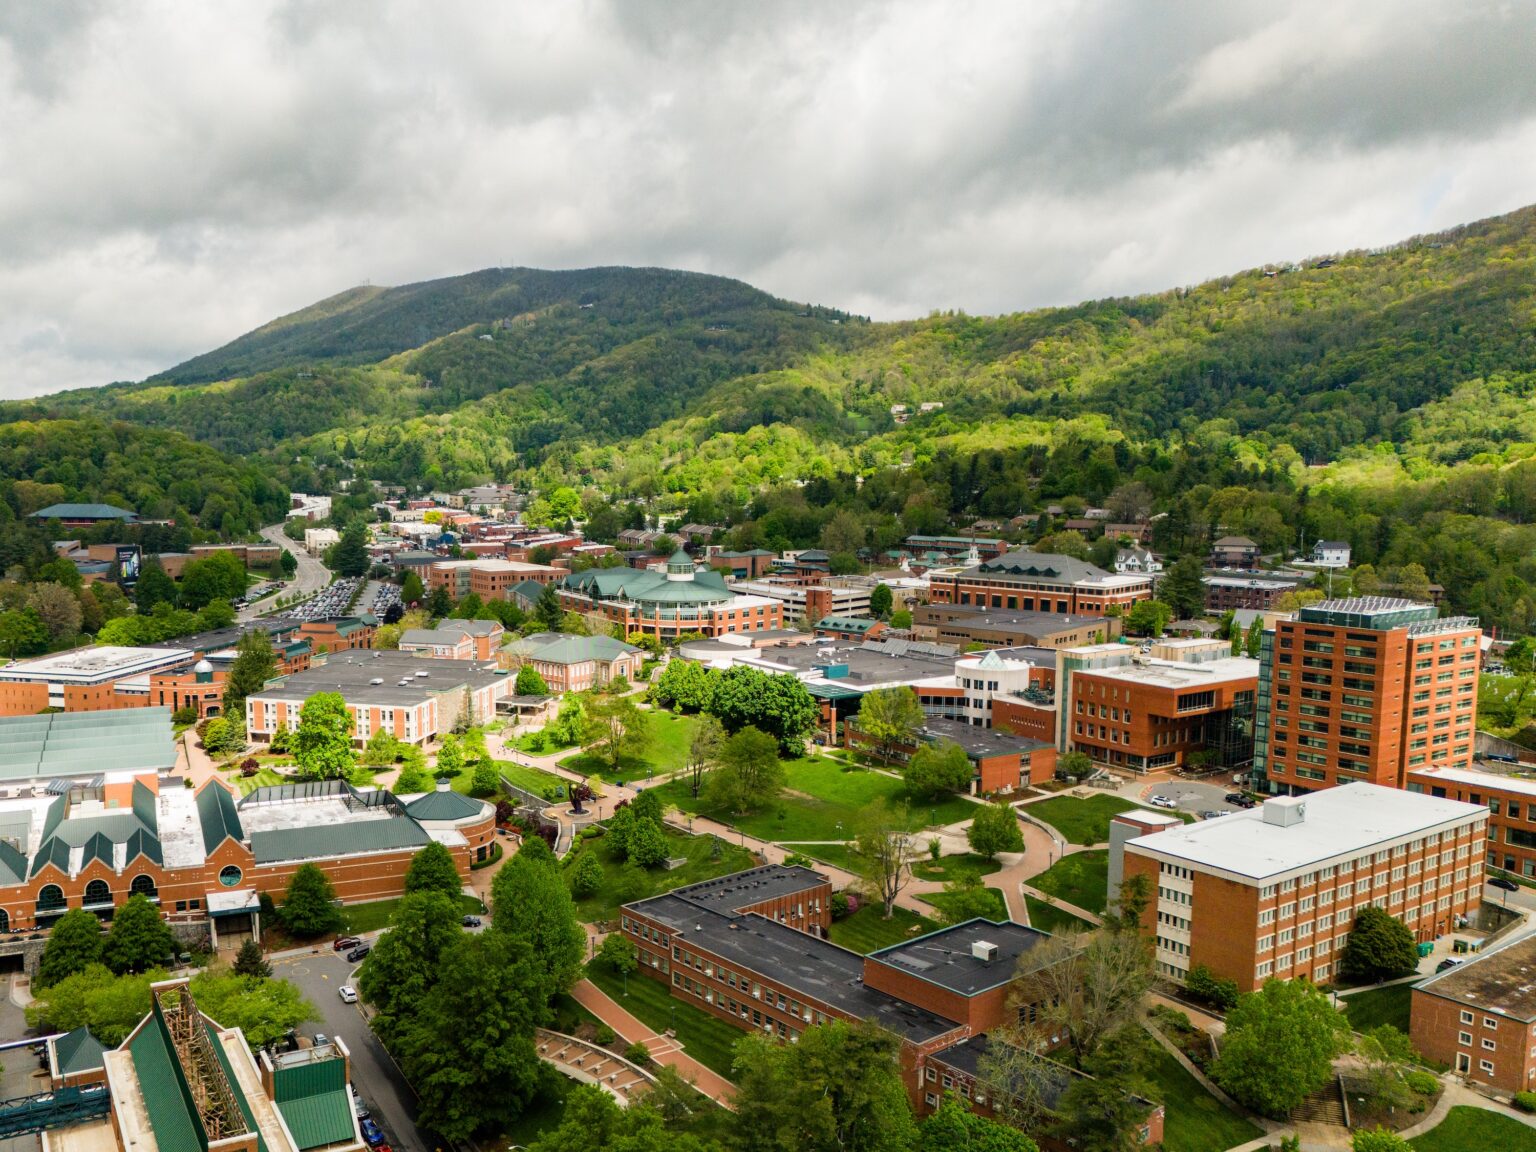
top-left (1481, 1059), bottom-right (1496, 1075)
top-left (36, 885), bottom-right (66, 913)
top-left (83, 879), bottom-right (111, 906)
top-left (1458, 1031), bottom-right (1472, 1046)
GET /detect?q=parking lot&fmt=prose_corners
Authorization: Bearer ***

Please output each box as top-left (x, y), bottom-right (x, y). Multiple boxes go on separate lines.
top-left (1140, 778), bottom-right (1252, 818)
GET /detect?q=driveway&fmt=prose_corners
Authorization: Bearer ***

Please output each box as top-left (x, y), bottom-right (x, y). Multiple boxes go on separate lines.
top-left (241, 523), bottom-right (330, 620)
top-left (1139, 779), bottom-right (1247, 818)
top-left (271, 950), bottom-right (432, 1152)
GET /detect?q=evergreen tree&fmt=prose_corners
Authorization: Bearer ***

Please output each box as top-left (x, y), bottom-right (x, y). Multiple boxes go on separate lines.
top-left (134, 556), bottom-right (177, 613)
top-left (535, 584), bottom-right (564, 632)
top-left (102, 894), bottom-right (176, 974)
top-left (869, 583), bottom-right (894, 619)
top-left (280, 864), bottom-right (343, 938)
top-left (1341, 907), bottom-right (1419, 982)
top-left (232, 939), bottom-right (272, 979)
top-left (404, 841), bottom-right (463, 899)
top-left (570, 852), bottom-right (603, 897)
top-left (332, 521), bottom-right (370, 577)
top-left (37, 909), bottom-right (105, 989)
top-left (221, 629), bottom-right (277, 724)
top-left (514, 664), bottom-right (549, 695)
top-left (1160, 556), bottom-right (1206, 620)
top-left (401, 570), bottom-right (425, 604)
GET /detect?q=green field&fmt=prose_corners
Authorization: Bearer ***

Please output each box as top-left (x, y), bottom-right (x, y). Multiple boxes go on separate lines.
top-left (780, 842), bottom-right (870, 876)
top-left (827, 903), bottom-right (939, 954)
top-left (649, 757), bottom-right (978, 841)
top-left (1030, 850), bottom-right (1110, 914)
top-left (584, 966), bottom-right (743, 1081)
top-left (1024, 795), bottom-right (1138, 844)
top-left (1024, 896), bottom-right (1094, 935)
top-left (562, 830), bottom-right (759, 922)
top-left (1143, 1039), bottom-right (1263, 1152)
top-left (1411, 1106), bottom-right (1536, 1152)
top-left (340, 893), bottom-right (484, 934)
top-left (557, 710), bottom-right (700, 783)
top-left (921, 885), bottom-right (1008, 923)
top-left (231, 768), bottom-right (286, 795)
top-left (491, 758), bottom-right (571, 798)
top-left (911, 853), bottom-right (998, 885)
top-left (1341, 981), bottom-right (1414, 1034)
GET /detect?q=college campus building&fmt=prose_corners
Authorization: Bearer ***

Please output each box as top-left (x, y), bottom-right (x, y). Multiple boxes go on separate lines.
top-left (246, 649), bottom-right (514, 747)
top-left (397, 618), bottom-right (505, 661)
top-left (504, 632), bottom-right (646, 693)
top-left (1111, 784), bottom-right (1488, 989)
top-left (926, 552), bottom-right (1152, 618)
top-left (0, 646), bottom-right (194, 716)
top-left (1408, 764), bottom-right (1536, 882)
top-left (845, 715), bottom-right (1056, 793)
top-left (426, 558), bottom-right (566, 599)
top-left (559, 550), bottom-right (784, 640)
top-left (1253, 598), bottom-right (1481, 794)
top-left (911, 605), bottom-right (1122, 650)
top-left (729, 578), bottom-right (871, 622)
top-left (1411, 933), bottom-right (1536, 1091)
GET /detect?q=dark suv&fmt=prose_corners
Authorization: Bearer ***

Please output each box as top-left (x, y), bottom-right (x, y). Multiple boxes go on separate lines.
top-left (346, 944), bottom-right (372, 962)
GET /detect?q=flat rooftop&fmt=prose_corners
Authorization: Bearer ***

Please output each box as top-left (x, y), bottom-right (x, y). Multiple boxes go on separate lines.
top-left (871, 920), bottom-right (1052, 996)
top-left (745, 637), bottom-right (960, 690)
top-left (251, 649), bottom-right (505, 706)
top-left (1076, 654), bottom-right (1259, 689)
top-left (926, 607), bottom-right (1104, 634)
top-left (1126, 783), bottom-right (1487, 883)
top-left (1417, 933), bottom-right (1536, 1022)
top-left (661, 864), bottom-right (828, 913)
top-left (918, 717), bottom-right (1048, 757)
top-left (1413, 764), bottom-right (1536, 800)
top-left (0, 645), bottom-right (190, 682)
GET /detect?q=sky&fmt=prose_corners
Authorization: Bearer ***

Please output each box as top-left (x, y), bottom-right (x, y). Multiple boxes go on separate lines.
top-left (3, 1), bottom-right (1536, 399)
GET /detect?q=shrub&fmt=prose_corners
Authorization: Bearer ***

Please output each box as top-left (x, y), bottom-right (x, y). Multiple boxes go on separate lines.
top-left (830, 892), bottom-right (851, 920)
top-left (1515, 1090), bottom-right (1536, 1113)
top-left (172, 705), bottom-right (198, 726)
top-left (594, 1024), bottom-right (616, 1045)
top-left (239, 757), bottom-right (260, 778)
top-left (527, 731), bottom-right (547, 752)
top-left (1405, 1069), bottom-right (1440, 1097)
top-left (624, 1042), bottom-right (651, 1066)
top-left (1186, 964), bottom-right (1240, 1011)
top-left (571, 852), bottom-right (603, 898)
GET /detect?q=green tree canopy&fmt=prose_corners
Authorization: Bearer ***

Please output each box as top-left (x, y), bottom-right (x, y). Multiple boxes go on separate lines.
top-left (25, 964), bottom-right (163, 1046)
top-left (331, 521), bottom-right (370, 577)
top-left (967, 801), bottom-right (1024, 860)
top-left (294, 692), bottom-right (355, 780)
top-left (280, 863), bottom-right (343, 938)
top-left (1341, 907), bottom-right (1419, 982)
top-left (904, 741), bottom-right (973, 801)
top-left (490, 837), bottom-right (586, 994)
top-left (188, 967), bottom-right (318, 1048)
top-left (869, 583), bottom-right (894, 619)
top-left (857, 686), bottom-right (925, 764)
top-left (1159, 556), bottom-right (1205, 620)
top-left (515, 663), bottom-right (550, 695)
top-left (38, 908), bottom-right (105, 989)
top-left (357, 891), bottom-right (464, 1042)
top-left (232, 938), bottom-right (272, 979)
top-left (919, 1094), bottom-right (1039, 1151)
top-left (705, 725), bottom-right (786, 814)
top-left (707, 666), bottom-right (818, 754)
top-left (222, 629), bottom-right (277, 729)
top-left (102, 894), bottom-right (176, 974)
top-left (652, 659), bottom-right (715, 713)
top-left (1212, 979), bottom-right (1351, 1118)
top-left (404, 840), bottom-right (464, 899)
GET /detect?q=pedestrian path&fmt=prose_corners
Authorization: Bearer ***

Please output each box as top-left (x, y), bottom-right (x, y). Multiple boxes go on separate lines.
top-left (570, 979), bottom-right (737, 1108)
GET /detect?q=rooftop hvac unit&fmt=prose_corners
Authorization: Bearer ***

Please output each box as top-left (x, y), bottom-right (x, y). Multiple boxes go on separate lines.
top-left (972, 940), bottom-right (998, 964)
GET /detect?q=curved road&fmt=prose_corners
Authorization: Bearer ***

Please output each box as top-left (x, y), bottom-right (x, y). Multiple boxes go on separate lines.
top-left (240, 523), bottom-right (331, 620)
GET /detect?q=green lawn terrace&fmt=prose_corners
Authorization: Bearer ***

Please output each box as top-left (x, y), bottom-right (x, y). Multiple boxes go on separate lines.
top-left (649, 755), bottom-right (979, 842)
top-left (562, 828), bottom-right (760, 923)
top-left (551, 708), bottom-right (701, 783)
top-left (1029, 850), bottom-right (1110, 915)
top-left (1025, 793), bottom-right (1192, 846)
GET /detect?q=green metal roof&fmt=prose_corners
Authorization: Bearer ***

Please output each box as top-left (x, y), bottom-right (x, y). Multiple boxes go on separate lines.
top-left (54, 1027), bottom-right (106, 1075)
top-left (818, 616), bottom-right (879, 632)
top-left (196, 783), bottom-right (245, 855)
top-left (805, 681), bottom-right (863, 700)
top-left (28, 503), bottom-right (137, 521)
top-left (0, 709), bottom-right (177, 781)
top-left (403, 788), bottom-right (485, 822)
top-left (30, 835), bottom-right (70, 879)
top-left (0, 840), bottom-right (25, 886)
top-left (132, 781), bottom-right (159, 834)
top-left (129, 1006), bottom-right (204, 1152)
top-left (272, 1055), bottom-right (354, 1150)
top-left (250, 816), bottom-right (429, 865)
top-left (125, 826), bottom-right (164, 867)
top-left (524, 634), bottom-right (641, 665)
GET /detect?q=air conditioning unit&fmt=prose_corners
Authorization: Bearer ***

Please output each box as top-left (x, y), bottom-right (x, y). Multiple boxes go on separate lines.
top-left (972, 940), bottom-right (998, 964)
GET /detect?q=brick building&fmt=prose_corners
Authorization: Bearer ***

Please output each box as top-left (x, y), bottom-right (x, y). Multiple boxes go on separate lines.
top-left (427, 559), bottom-right (566, 599)
top-left (845, 715), bottom-right (1056, 793)
top-left (398, 618), bottom-right (505, 661)
top-left (560, 551), bottom-right (784, 640)
top-left (503, 633), bottom-right (645, 693)
top-left (912, 605), bottom-right (1121, 650)
top-left (1111, 784), bottom-right (1487, 989)
top-left (1412, 933), bottom-right (1536, 1090)
top-left (1408, 764), bottom-right (1536, 881)
top-left (926, 551), bottom-right (1152, 618)
top-left (1202, 575), bottom-right (1299, 613)
top-left (0, 646), bottom-right (192, 716)
top-left (1253, 598), bottom-right (1481, 794)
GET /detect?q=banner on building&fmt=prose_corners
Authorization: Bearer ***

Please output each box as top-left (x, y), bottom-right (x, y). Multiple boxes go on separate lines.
top-left (116, 545), bottom-right (142, 585)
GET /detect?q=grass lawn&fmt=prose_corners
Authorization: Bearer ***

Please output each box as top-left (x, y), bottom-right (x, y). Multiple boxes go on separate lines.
top-left (585, 965), bottom-right (743, 1081)
top-left (650, 758), bottom-right (978, 842)
top-left (1025, 795), bottom-right (1137, 844)
top-left (557, 710), bottom-right (700, 784)
top-left (1341, 982), bottom-right (1414, 1034)
top-left (1030, 850), bottom-right (1110, 914)
top-left (827, 903), bottom-right (938, 953)
top-left (1143, 1039), bottom-right (1263, 1152)
top-left (781, 842), bottom-right (870, 877)
top-left (1411, 1106), bottom-right (1536, 1152)
top-left (911, 853), bottom-right (998, 885)
top-left (563, 830), bottom-right (759, 923)
top-left (1025, 895), bottom-right (1094, 934)
top-left (487, 758), bottom-right (569, 798)
top-left (231, 768), bottom-right (286, 795)
top-left (340, 893), bottom-right (484, 934)
top-left (921, 885), bottom-right (1008, 923)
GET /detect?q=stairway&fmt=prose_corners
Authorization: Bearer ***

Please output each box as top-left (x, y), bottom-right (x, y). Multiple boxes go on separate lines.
top-left (1290, 1081), bottom-right (1347, 1126)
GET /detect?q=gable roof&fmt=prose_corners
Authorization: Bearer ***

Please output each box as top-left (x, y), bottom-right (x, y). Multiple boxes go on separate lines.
top-left (271, 1051), bottom-right (355, 1150)
top-left (29, 503), bottom-right (137, 521)
top-left (968, 551), bottom-right (1111, 584)
top-left (524, 634), bottom-right (641, 665)
top-left (403, 787), bottom-right (487, 822)
top-left (53, 1026), bottom-right (106, 1076)
top-left (196, 782), bottom-right (246, 855)
top-left (249, 816), bottom-right (429, 865)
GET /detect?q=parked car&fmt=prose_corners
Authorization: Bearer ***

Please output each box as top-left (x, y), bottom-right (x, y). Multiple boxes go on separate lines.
top-left (1224, 792), bottom-right (1257, 808)
top-left (313, 1033), bottom-right (330, 1048)
top-left (338, 985), bottom-right (358, 1004)
top-left (1147, 795), bottom-right (1177, 809)
top-left (462, 915), bottom-right (482, 929)
top-left (360, 1118), bottom-right (386, 1147)
top-left (333, 936), bottom-right (361, 952)
top-left (1489, 876), bottom-right (1520, 892)
top-left (346, 945), bottom-right (371, 962)
top-left (1436, 957), bottom-right (1465, 973)
top-left (1199, 810), bottom-right (1226, 820)
top-left (352, 1094), bottom-right (370, 1120)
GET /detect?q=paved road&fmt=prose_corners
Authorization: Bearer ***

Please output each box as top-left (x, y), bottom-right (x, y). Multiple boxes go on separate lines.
top-left (241, 523), bottom-right (330, 620)
top-left (271, 950), bottom-right (434, 1152)
top-left (1139, 778), bottom-right (1245, 817)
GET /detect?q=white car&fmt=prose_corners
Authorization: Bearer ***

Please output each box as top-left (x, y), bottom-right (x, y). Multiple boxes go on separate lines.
top-left (338, 985), bottom-right (358, 1004)
top-left (1147, 795), bottom-right (1177, 810)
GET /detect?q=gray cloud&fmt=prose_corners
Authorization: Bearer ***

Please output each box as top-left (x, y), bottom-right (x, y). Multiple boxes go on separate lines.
top-left (2, 0), bottom-right (1535, 398)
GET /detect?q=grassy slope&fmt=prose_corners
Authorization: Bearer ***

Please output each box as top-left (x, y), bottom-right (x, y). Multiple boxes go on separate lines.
top-left (1142, 1042), bottom-right (1263, 1152)
top-left (1341, 982), bottom-right (1414, 1034)
top-left (1030, 851), bottom-right (1111, 914)
top-left (585, 964), bottom-right (742, 1081)
top-left (1025, 796), bottom-right (1138, 845)
top-left (827, 904), bottom-right (938, 954)
top-left (562, 830), bottom-right (758, 923)
top-left (1411, 1106), bottom-right (1536, 1152)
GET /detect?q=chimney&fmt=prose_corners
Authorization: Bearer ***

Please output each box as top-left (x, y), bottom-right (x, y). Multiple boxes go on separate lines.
top-left (1261, 796), bottom-right (1307, 828)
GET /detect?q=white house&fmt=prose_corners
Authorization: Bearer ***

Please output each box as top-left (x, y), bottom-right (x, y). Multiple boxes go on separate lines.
top-left (1310, 540), bottom-right (1351, 568)
top-left (1114, 546), bottom-right (1164, 575)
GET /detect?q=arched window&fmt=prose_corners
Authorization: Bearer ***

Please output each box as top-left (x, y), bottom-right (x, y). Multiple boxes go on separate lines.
top-left (36, 885), bottom-right (65, 913)
top-left (219, 865), bottom-right (243, 888)
top-left (0, 909), bottom-right (10, 933)
top-left (84, 879), bottom-right (111, 906)
top-left (130, 874), bottom-right (157, 899)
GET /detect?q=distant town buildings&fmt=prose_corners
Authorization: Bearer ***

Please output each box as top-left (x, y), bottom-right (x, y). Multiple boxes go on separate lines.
top-left (927, 551), bottom-right (1153, 618)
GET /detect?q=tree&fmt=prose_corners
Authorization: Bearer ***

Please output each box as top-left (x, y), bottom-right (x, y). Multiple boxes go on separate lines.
top-left (654, 659), bottom-right (715, 713)
top-left (426, 584), bottom-right (453, 618)
top-left (706, 666), bottom-right (817, 754)
top-left (1356, 1025), bottom-right (1419, 1111)
top-left (401, 570), bottom-right (425, 604)
top-left (598, 931), bottom-right (637, 975)
top-left (0, 607), bottom-right (49, 657)
top-left (397, 931), bottom-right (550, 1142)
top-left (1244, 617), bottom-right (1263, 658)
top-left (856, 805), bottom-right (912, 920)
top-left (570, 851), bottom-right (603, 897)
top-left (904, 741), bottom-right (973, 801)
top-left (515, 663), bottom-right (549, 695)
top-left (269, 720), bottom-right (292, 754)
top-left (490, 836), bottom-right (586, 993)
top-left (222, 630), bottom-right (277, 726)
top-left (857, 687), bottom-right (925, 764)
top-left (1506, 636), bottom-right (1536, 677)
top-left (704, 726), bottom-right (786, 814)
top-left (937, 876), bottom-right (1002, 924)
top-left (628, 816), bottom-right (669, 868)
top-left (548, 694), bottom-right (587, 745)
top-left (582, 694), bottom-right (650, 773)
top-left (918, 1095), bottom-right (1039, 1152)
top-left (102, 894), bottom-right (175, 974)
top-left (435, 733), bottom-right (464, 777)
top-left (26, 964), bottom-right (162, 1046)
top-left (890, 608), bottom-right (912, 630)
top-left (134, 556), bottom-right (177, 613)
top-left (1008, 931), bottom-right (1153, 1064)
top-left (280, 863), bottom-right (343, 938)
top-left (1396, 562), bottom-right (1432, 604)
top-left (361, 728), bottom-right (399, 767)
top-left (179, 551), bottom-right (246, 610)
top-left (232, 939), bottom-right (272, 979)
top-left (869, 583), bottom-right (894, 619)
top-left (471, 758), bottom-right (500, 796)
top-left (631, 788), bottom-right (664, 825)
top-left (405, 841), bottom-right (464, 899)
top-left (280, 549), bottom-right (298, 577)
top-left (357, 891), bottom-right (463, 1041)
top-left (331, 521), bottom-right (370, 577)
top-left (1105, 872), bottom-right (1151, 935)
top-left (1341, 906), bottom-right (1419, 982)
top-left (38, 909), bottom-right (105, 988)
top-left (535, 584), bottom-right (564, 631)
top-left (1351, 564), bottom-right (1380, 596)
top-left (1159, 556), bottom-right (1205, 620)
top-left (294, 692), bottom-right (354, 780)
top-left (1211, 979), bottom-right (1351, 1118)
top-left (968, 802), bottom-right (1024, 860)
top-left (1123, 599), bottom-right (1172, 638)
top-left (1057, 749), bottom-right (1093, 781)
top-left (685, 713), bottom-right (725, 798)
top-left (1351, 1128), bottom-right (1411, 1152)
top-left (188, 967), bottom-right (318, 1049)
top-left (26, 582), bottom-right (82, 645)
top-left (526, 1082), bottom-right (722, 1152)
top-left (731, 1018), bottom-right (916, 1152)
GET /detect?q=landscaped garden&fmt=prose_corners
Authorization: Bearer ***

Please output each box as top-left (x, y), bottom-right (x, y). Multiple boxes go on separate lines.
top-left (562, 829), bottom-right (759, 923)
top-left (231, 767), bottom-right (286, 795)
top-left (1141, 1039), bottom-right (1263, 1152)
top-left (1411, 1105), bottom-right (1536, 1151)
top-left (1024, 794), bottom-right (1138, 844)
top-left (1029, 850), bottom-right (1110, 914)
top-left (910, 853), bottom-right (997, 885)
top-left (827, 902), bottom-right (938, 954)
top-left (920, 884), bottom-right (1008, 923)
top-left (584, 963), bottom-right (743, 1080)
top-left (649, 757), bottom-right (979, 841)
top-left (1341, 981), bottom-right (1414, 1034)
top-left (490, 758), bottom-right (571, 798)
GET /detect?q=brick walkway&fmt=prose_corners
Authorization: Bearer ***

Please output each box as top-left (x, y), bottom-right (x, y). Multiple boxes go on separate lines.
top-left (570, 979), bottom-right (737, 1108)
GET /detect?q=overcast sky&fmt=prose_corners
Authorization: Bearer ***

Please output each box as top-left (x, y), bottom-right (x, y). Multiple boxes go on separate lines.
top-left (3, 1), bottom-right (1536, 399)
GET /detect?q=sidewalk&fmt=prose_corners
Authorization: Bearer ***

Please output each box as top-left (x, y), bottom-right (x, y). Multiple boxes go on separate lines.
top-left (570, 979), bottom-right (737, 1108)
